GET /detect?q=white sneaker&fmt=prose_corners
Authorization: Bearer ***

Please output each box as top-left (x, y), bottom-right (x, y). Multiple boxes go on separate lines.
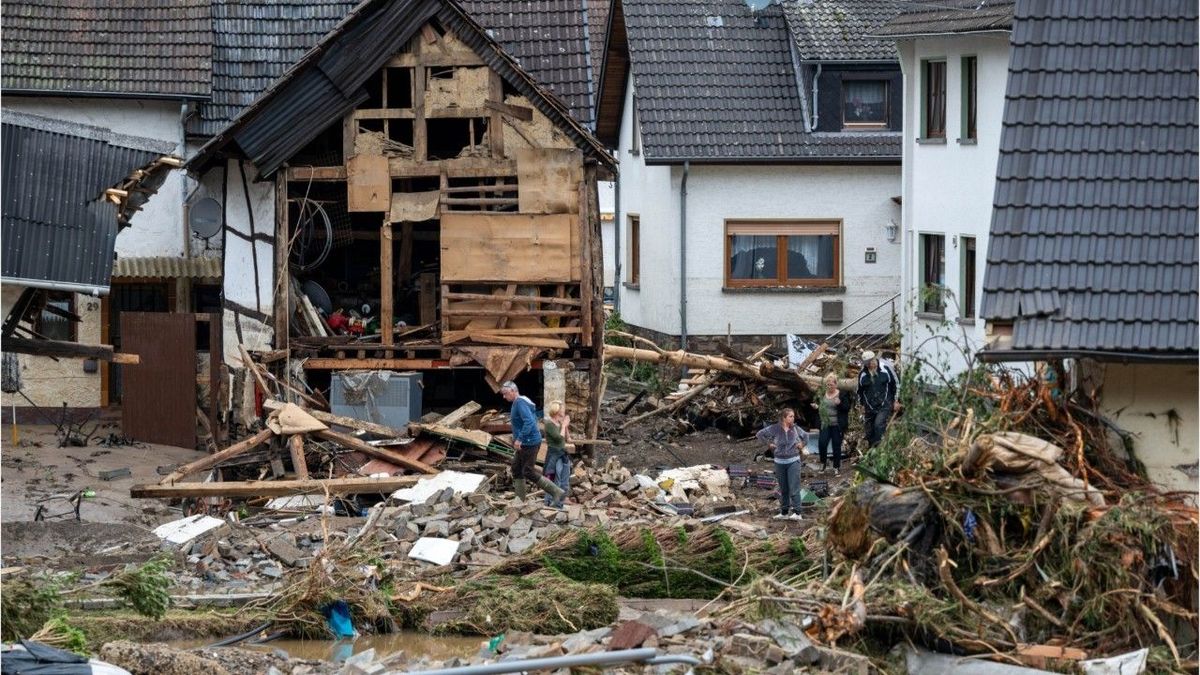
top-left (788, 512), bottom-right (803, 521)
top-left (772, 513), bottom-right (788, 520)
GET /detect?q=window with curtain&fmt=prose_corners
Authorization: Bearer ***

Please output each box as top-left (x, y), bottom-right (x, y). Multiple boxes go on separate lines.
top-left (843, 80), bottom-right (888, 128)
top-left (962, 56), bottom-right (977, 140)
top-left (920, 233), bottom-right (945, 313)
top-left (627, 215), bottom-right (640, 285)
top-left (726, 221), bottom-right (840, 287)
top-left (923, 60), bottom-right (946, 138)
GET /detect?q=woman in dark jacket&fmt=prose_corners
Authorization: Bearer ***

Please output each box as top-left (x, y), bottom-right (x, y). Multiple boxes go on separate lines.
top-left (815, 373), bottom-right (853, 474)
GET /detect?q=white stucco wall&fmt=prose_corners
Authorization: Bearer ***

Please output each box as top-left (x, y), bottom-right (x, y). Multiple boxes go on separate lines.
top-left (599, 180), bottom-right (616, 288)
top-left (896, 35), bottom-right (1010, 375)
top-left (5, 96), bottom-right (190, 260)
top-left (1098, 363), bottom-right (1199, 498)
top-left (614, 80), bottom-right (902, 337)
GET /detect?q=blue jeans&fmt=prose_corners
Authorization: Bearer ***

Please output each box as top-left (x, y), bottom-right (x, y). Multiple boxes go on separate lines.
top-left (774, 461), bottom-right (802, 515)
top-left (543, 449), bottom-right (571, 507)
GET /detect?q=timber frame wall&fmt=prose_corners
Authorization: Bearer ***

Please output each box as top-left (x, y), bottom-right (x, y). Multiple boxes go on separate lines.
top-left (273, 24), bottom-right (605, 435)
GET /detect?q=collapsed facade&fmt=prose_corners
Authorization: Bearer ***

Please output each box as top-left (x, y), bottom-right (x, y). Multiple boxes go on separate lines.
top-left (187, 0), bottom-right (616, 437)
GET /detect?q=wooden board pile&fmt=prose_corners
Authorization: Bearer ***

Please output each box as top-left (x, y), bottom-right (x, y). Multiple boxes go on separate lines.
top-left (605, 332), bottom-right (860, 435)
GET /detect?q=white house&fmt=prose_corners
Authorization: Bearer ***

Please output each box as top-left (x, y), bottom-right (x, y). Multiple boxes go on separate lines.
top-left (594, 0), bottom-right (904, 351)
top-left (871, 0), bottom-right (1014, 377)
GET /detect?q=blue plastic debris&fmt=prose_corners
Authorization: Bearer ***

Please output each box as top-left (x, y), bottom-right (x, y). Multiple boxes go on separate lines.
top-left (323, 600), bottom-right (358, 638)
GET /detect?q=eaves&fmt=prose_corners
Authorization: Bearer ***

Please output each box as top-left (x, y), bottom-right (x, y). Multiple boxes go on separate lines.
top-left (977, 347), bottom-right (1199, 365)
top-left (865, 29), bottom-right (1011, 40)
top-left (2, 88), bottom-right (211, 102)
top-left (643, 156), bottom-right (901, 166)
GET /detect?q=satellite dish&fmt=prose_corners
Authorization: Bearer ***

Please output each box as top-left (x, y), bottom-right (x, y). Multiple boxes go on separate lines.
top-left (744, 0), bottom-right (771, 11)
top-left (189, 197), bottom-right (223, 239)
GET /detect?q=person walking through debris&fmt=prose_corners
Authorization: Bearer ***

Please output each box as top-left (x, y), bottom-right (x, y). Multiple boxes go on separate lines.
top-left (501, 381), bottom-right (566, 504)
top-left (857, 350), bottom-right (898, 448)
top-left (815, 373), bottom-right (852, 474)
top-left (756, 408), bottom-right (807, 520)
top-left (542, 400), bottom-right (571, 508)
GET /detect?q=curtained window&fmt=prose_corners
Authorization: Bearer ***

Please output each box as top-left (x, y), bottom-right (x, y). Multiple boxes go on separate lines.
top-left (920, 233), bottom-right (945, 313)
top-left (843, 81), bottom-right (888, 128)
top-left (726, 222), bottom-right (840, 287)
top-left (922, 60), bottom-right (946, 138)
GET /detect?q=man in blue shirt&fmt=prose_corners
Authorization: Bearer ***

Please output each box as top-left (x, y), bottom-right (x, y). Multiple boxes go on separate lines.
top-left (502, 381), bottom-right (567, 503)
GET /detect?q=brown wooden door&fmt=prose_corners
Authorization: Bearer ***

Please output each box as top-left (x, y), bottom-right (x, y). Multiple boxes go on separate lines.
top-left (121, 312), bottom-right (196, 448)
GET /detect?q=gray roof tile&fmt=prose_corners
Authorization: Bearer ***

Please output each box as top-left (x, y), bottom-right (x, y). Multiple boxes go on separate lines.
top-left (780, 0), bottom-right (899, 61)
top-left (2, 0), bottom-right (212, 99)
top-left (622, 0), bottom-right (899, 162)
top-left (980, 0), bottom-right (1199, 357)
top-left (871, 0), bottom-right (1013, 38)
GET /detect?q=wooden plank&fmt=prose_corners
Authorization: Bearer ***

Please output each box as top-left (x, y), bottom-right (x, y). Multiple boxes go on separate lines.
top-left (381, 222), bottom-right (394, 346)
top-left (263, 399), bottom-right (409, 438)
top-left (419, 273), bottom-right (438, 326)
top-left (275, 172), bottom-right (290, 341)
top-left (288, 434), bottom-right (309, 480)
top-left (286, 166), bottom-right (347, 181)
top-left (316, 428), bottom-right (438, 474)
top-left (442, 327), bottom-right (581, 343)
top-left (132, 475), bottom-right (420, 499)
top-left (111, 353), bottom-right (141, 364)
top-left (304, 358), bottom-right (447, 370)
top-left (484, 99), bottom-right (533, 122)
top-left (488, 71), bottom-right (505, 158)
top-left (516, 148), bottom-right (582, 215)
top-left (3, 337), bottom-right (123, 362)
top-left (578, 173), bottom-right (592, 344)
top-left (438, 401), bottom-right (482, 427)
top-left (347, 154), bottom-right (390, 212)
top-left (440, 213), bottom-right (574, 282)
top-left (398, 222), bottom-right (414, 288)
top-left (388, 54), bottom-right (484, 68)
top-left (238, 344), bottom-right (273, 398)
top-left (413, 65), bottom-right (427, 161)
top-left (444, 292), bottom-right (582, 306)
top-left (388, 157), bottom-right (517, 178)
top-left (442, 308), bottom-right (576, 317)
top-left (342, 111), bottom-right (356, 161)
top-left (469, 334), bottom-right (569, 349)
top-left (160, 428), bottom-right (274, 484)
top-left (495, 284), bottom-right (518, 329)
top-left (795, 343), bottom-right (828, 371)
top-left (439, 197), bottom-right (518, 206)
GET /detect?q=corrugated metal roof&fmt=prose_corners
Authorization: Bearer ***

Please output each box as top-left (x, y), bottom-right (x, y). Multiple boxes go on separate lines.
top-left (112, 256), bottom-right (222, 279)
top-left (462, 0), bottom-right (595, 128)
top-left (979, 0), bottom-right (1199, 358)
top-left (781, 0), bottom-right (899, 61)
top-left (1, 0), bottom-right (212, 99)
top-left (870, 0), bottom-right (1013, 38)
top-left (619, 0), bottom-right (900, 162)
top-left (1, 111), bottom-right (176, 292)
top-left (191, 0), bottom-right (614, 177)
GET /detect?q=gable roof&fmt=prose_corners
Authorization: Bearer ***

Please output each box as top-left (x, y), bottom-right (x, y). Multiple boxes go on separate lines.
top-left (587, 0), bottom-right (612, 105)
top-left (189, 0), bottom-right (614, 177)
top-left (192, 0), bottom-right (598, 137)
top-left (979, 0), bottom-right (1198, 360)
top-left (463, 0), bottom-right (595, 128)
top-left (870, 0), bottom-right (1014, 38)
top-left (605, 0), bottom-right (899, 163)
top-left (781, 0), bottom-right (899, 62)
top-left (1, 0), bottom-right (212, 100)
top-left (1, 111), bottom-right (177, 293)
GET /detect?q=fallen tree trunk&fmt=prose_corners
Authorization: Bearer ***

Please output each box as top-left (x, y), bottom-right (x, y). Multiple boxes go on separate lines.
top-left (159, 428), bottom-right (275, 485)
top-left (604, 343), bottom-right (856, 393)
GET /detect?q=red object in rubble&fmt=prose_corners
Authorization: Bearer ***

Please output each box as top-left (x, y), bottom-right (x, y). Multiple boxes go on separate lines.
top-left (327, 311), bottom-right (349, 333)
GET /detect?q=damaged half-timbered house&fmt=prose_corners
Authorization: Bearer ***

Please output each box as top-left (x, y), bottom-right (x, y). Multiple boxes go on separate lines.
top-left (186, 0), bottom-right (616, 437)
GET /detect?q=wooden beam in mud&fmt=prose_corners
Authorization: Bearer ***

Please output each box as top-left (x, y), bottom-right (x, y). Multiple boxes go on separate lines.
top-left (132, 475), bottom-right (420, 499)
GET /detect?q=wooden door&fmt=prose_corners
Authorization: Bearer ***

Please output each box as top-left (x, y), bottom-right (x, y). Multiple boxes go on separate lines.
top-left (121, 312), bottom-right (196, 448)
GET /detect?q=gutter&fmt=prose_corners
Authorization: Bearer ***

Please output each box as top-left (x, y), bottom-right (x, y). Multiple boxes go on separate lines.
top-left (644, 156), bottom-right (901, 166)
top-left (614, 163), bottom-right (622, 313)
top-left (865, 29), bottom-right (1012, 40)
top-left (679, 160), bottom-right (689, 350)
top-left (976, 347), bottom-right (1199, 365)
top-left (3, 278), bottom-right (107, 297)
top-left (2, 88), bottom-right (209, 102)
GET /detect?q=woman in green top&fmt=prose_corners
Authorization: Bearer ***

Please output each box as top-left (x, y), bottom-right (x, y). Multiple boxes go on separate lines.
top-left (815, 373), bottom-right (853, 475)
top-left (542, 400), bottom-right (571, 508)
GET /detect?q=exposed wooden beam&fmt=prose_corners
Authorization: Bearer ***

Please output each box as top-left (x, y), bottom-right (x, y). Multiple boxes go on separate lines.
top-left (131, 475), bottom-right (420, 499)
top-left (484, 100), bottom-right (534, 122)
top-left (263, 399), bottom-right (411, 438)
top-left (315, 428), bottom-right (438, 474)
top-left (159, 428), bottom-right (275, 485)
top-left (302, 358), bottom-right (450, 370)
top-left (3, 336), bottom-right (138, 363)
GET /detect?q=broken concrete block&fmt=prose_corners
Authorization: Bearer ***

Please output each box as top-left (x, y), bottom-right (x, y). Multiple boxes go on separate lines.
top-left (507, 535), bottom-right (537, 554)
top-left (483, 512), bottom-right (519, 530)
top-left (609, 620), bottom-right (657, 650)
top-left (727, 633), bottom-right (774, 660)
top-left (424, 519), bottom-right (450, 538)
top-left (99, 467), bottom-right (132, 481)
top-left (264, 536), bottom-right (310, 568)
top-left (509, 517), bottom-right (533, 537)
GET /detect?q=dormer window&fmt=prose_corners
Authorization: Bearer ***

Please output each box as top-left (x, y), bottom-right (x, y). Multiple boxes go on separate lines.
top-left (842, 80), bottom-right (888, 129)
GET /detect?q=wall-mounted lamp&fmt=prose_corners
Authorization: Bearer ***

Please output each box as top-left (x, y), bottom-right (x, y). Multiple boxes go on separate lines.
top-left (885, 220), bottom-right (899, 243)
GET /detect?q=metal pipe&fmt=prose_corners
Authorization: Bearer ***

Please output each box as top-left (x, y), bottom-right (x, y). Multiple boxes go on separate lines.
top-left (405, 648), bottom-right (682, 675)
top-left (679, 160), bottom-right (689, 350)
top-left (811, 63), bottom-right (823, 130)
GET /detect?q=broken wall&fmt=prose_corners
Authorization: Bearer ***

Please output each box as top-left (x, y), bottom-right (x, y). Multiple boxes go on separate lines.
top-left (0, 285), bottom-right (103, 411)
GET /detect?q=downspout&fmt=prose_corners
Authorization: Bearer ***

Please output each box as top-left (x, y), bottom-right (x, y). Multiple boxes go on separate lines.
top-left (180, 101), bottom-right (193, 259)
top-left (679, 161), bottom-right (689, 350)
top-left (614, 169), bottom-right (622, 313)
top-left (811, 63), bottom-right (823, 130)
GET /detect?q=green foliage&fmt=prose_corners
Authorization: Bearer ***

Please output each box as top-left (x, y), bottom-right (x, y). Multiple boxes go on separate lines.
top-left (31, 614), bottom-right (88, 655)
top-left (1, 576), bottom-right (64, 641)
top-left (431, 571), bottom-right (618, 635)
top-left (105, 556), bottom-right (172, 620)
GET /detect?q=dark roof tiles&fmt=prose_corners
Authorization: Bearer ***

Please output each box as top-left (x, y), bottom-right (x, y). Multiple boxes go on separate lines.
top-left (980, 0), bottom-right (1199, 357)
top-left (781, 0), bottom-right (898, 61)
top-left (2, 0), bottom-right (212, 99)
top-left (871, 0), bottom-right (1013, 37)
top-left (623, 0), bottom-right (899, 162)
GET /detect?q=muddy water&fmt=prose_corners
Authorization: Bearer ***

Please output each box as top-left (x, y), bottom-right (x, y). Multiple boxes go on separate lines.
top-left (169, 632), bottom-right (483, 663)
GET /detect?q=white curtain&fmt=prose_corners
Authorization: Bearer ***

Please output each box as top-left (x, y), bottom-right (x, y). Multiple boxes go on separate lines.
top-left (729, 235), bottom-right (776, 279)
top-left (787, 236), bottom-right (833, 278)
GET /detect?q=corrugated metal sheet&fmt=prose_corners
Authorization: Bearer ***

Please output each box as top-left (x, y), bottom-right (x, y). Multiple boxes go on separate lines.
top-left (2, 0), bottom-right (212, 98)
top-left (1, 111), bottom-right (175, 291)
top-left (618, 0), bottom-right (901, 162)
top-left (781, 0), bottom-right (899, 61)
top-left (980, 0), bottom-right (1199, 357)
top-left (193, 0), bottom-right (613, 177)
top-left (113, 256), bottom-right (222, 279)
top-left (870, 0), bottom-right (1014, 38)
